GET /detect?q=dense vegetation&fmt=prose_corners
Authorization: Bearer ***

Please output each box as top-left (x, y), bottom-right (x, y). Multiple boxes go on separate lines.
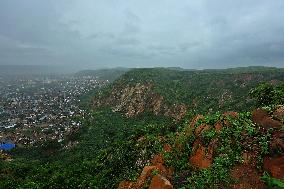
top-left (0, 108), bottom-right (176, 189)
top-left (1, 67), bottom-right (284, 188)
top-left (99, 66), bottom-right (284, 113)
top-left (250, 82), bottom-right (284, 107)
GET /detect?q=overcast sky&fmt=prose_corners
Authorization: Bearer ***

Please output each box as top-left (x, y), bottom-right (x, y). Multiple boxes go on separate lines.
top-left (0, 0), bottom-right (284, 70)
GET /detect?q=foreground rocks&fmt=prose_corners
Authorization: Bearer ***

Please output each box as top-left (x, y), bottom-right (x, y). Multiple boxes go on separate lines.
top-left (118, 154), bottom-right (174, 189)
top-left (252, 108), bottom-right (283, 129)
top-left (263, 156), bottom-right (284, 179)
top-left (118, 107), bottom-right (284, 188)
top-left (149, 175), bottom-right (173, 189)
top-left (188, 139), bottom-right (214, 169)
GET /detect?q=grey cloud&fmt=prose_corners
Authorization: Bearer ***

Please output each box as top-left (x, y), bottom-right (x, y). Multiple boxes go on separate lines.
top-left (178, 42), bottom-right (202, 52)
top-left (0, 0), bottom-right (284, 69)
top-left (148, 45), bottom-right (177, 56)
top-left (122, 22), bottom-right (141, 35)
top-left (115, 38), bottom-right (141, 46)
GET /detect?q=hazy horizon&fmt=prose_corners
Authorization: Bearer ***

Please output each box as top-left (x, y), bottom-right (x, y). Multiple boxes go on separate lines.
top-left (1, 64), bottom-right (284, 74)
top-left (1, 0), bottom-right (284, 70)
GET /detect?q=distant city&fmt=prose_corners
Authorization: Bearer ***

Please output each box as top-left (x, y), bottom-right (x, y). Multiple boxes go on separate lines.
top-left (0, 73), bottom-right (108, 147)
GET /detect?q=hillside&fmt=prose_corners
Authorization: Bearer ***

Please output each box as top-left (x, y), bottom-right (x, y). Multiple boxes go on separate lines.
top-left (0, 67), bottom-right (284, 189)
top-left (118, 106), bottom-right (284, 189)
top-left (92, 67), bottom-right (284, 119)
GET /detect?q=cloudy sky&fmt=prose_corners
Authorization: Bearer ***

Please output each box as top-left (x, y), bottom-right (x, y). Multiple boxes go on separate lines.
top-left (0, 0), bottom-right (284, 70)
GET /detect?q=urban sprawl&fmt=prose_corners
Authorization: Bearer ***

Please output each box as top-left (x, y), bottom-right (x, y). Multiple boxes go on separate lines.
top-left (0, 74), bottom-right (107, 147)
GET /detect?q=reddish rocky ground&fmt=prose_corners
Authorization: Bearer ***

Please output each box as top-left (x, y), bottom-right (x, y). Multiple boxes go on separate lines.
top-left (118, 107), bottom-right (284, 189)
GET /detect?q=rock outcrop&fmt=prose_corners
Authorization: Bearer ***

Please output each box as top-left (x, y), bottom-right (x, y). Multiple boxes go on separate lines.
top-left (252, 108), bottom-right (283, 129)
top-left (118, 106), bottom-right (284, 188)
top-left (188, 139), bottom-right (215, 169)
top-left (93, 83), bottom-right (187, 121)
top-left (263, 156), bottom-right (284, 179)
top-left (118, 153), bottom-right (174, 189)
top-left (148, 175), bottom-right (173, 189)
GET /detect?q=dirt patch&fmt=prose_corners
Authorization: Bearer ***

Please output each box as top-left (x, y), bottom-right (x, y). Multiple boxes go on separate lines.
top-left (230, 164), bottom-right (265, 189)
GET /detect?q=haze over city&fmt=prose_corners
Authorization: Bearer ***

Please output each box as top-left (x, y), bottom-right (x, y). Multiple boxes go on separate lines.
top-left (0, 0), bottom-right (284, 71)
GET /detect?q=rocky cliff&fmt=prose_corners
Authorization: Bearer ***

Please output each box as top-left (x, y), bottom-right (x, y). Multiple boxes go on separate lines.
top-left (93, 83), bottom-right (187, 121)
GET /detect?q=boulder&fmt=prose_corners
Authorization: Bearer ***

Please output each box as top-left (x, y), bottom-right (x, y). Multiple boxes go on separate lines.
top-left (149, 174), bottom-right (173, 189)
top-left (151, 154), bottom-right (174, 180)
top-left (135, 166), bottom-right (157, 188)
top-left (263, 156), bottom-right (284, 179)
top-left (252, 109), bottom-right (282, 129)
top-left (131, 153), bottom-right (174, 188)
top-left (189, 140), bottom-right (213, 169)
top-left (152, 154), bottom-right (164, 165)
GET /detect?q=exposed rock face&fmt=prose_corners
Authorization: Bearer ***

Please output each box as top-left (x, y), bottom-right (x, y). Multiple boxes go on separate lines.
top-left (136, 166), bottom-right (158, 188)
top-left (117, 106), bottom-right (284, 188)
top-left (252, 109), bottom-right (283, 129)
top-left (164, 104), bottom-right (187, 121)
top-left (111, 83), bottom-right (153, 117)
top-left (151, 154), bottom-right (164, 165)
top-left (189, 139), bottom-right (214, 169)
top-left (274, 105), bottom-right (284, 122)
top-left (93, 83), bottom-right (153, 117)
top-left (93, 83), bottom-right (187, 120)
top-left (214, 121), bottom-right (222, 133)
top-left (151, 154), bottom-right (174, 182)
top-left (118, 181), bottom-right (133, 189)
top-left (118, 153), bottom-right (174, 189)
top-left (149, 175), bottom-right (173, 189)
top-left (263, 156), bottom-right (284, 179)
top-left (149, 94), bottom-right (164, 115)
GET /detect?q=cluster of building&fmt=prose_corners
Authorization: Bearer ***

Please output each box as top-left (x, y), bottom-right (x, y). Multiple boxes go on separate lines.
top-left (0, 74), bottom-right (107, 147)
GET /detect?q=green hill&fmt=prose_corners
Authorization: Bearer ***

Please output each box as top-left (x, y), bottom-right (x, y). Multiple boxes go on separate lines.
top-left (93, 67), bottom-right (284, 117)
